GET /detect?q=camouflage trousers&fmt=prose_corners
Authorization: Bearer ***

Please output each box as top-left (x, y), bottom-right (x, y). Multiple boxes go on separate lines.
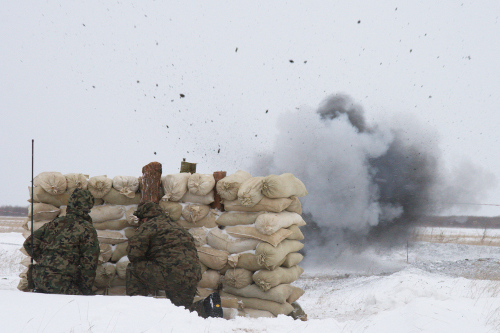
top-left (126, 261), bottom-right (207, 317)
top-left (32, 265), bottom-right (84, 295)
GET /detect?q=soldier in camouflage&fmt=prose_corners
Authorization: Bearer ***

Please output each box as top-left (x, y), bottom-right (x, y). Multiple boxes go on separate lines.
top-left (127, 201), bottom-right (222, 318)
top-left (23, 188), bottom-right (100, 295)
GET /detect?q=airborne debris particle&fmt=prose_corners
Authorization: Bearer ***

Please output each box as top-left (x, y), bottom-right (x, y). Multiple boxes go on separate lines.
top-left (289, 60), bottom-right (294, 63)
top-left (92, 86), bottom-right (95, 88)
top-left (357, 20), bottom-right (361, 24)
top-left (304, 61), bottom-right (307, 64)
top-left (154, 152), bottom-right (157, 155)
top-left (235, 47), bottom-right (238, 52)
top-left (410, 49), bottom-right (413, 53)
top-left (82, 23), bottom-right (86, 27)
top-left (180, 94), bottom-right (185, 98)
top-left (137, 80), bottom-right (140, 83)
top-left (218, 148), bottom-right (220, 153)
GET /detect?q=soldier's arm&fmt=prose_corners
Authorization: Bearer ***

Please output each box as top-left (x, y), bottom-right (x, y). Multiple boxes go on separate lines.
top-left (78, 226), bottom-right (100, 295)
top-left (23, 224), bottom-right (47, 262)
top-left (126, 222), bottom-right (154, 262)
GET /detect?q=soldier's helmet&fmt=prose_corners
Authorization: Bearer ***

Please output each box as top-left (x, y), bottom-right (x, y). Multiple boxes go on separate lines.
top-left (133, 201), bottom-right (164, 219)
top-left (67, 188), bottom-right (95, 213)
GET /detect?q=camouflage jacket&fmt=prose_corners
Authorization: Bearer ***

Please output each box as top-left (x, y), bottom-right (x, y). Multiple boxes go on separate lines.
top-left (23, 188), bottom-right (99, 295)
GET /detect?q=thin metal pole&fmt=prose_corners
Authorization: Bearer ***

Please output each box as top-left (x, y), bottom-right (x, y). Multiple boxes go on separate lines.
top-left (30, 139), bottom-right (34, 264)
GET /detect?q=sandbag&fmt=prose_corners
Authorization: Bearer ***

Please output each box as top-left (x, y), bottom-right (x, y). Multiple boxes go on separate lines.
top-left (253, 265), bottom-right (304, 291)
top-left (197, 269), bottom-right (221, 289)
top-left (255, 240), bottom-right (304, 270)
top-left (281, 252), bottom-right (304, 268)
top-left (223, 197), bottom-right (292, 213)
top-left (181, 204), bottom-right (210, 223)
top-left (238, 308), bottom-right (276, 318)
top-left (109, 276), bottom-right (127, 287)
top-left (29, 203), bottom-right (60, 222)
top-left (111, 242), bottom-right (128, 262)
top-left (124, 228), bottom-right (137, 239)
top-left (112, 176), bottom-right (139, 198)
top-left (199, 261), bottom-right (208, 275)
top-left (227, 253), bottom-right (287, 271)
top-left (103, 188), bottom-right (141, 205)
top-left (223, 284), bottom-right (295, 304)
top-left (20, 256), bottom-right (31, 267)
top-left (106, 285), bottom-right (127, 296)
top-left (158, 200), bottom-right (183, 221)
top-left (93, 219), bottom-right (130, 231)
top-left (188, 227), bottom-right (209, 247)
top-left (34, 172), bottom-right (67, 195)
top-left (88, 175), bottom-right (113, 199)
top-left (285, 196), bottom-right (302, 215)
top-left (225, 225), bottom-right (292, 247)
top-left (255, 212), bottom-right (306, 235)
top-left (286, 225), bottom-right (305, 241)
top-left (59, 206), bottom-right (67, 216)
top-left (161, 173), bottom-right (190, 202)
top-left (188, 173), bottom-right (215, 196)
top-left (261, 173), bottom-right (308, 198)
top-left (175, 213), bottom-right (217, 229)
top-left (216, 170), bottom-right (252, 201)
top-left (221, 292), bottom-right (294, 316)
top-left (223, 268), bottom-right (253, 289)
top-left (180, 191), bottom-right (215, 205)
top-left (65, 173), bottom-right (89, 194)
top-left (125, 205), bottom-right (139, 226)
top-left (89, 205), bottom-right (125, 223)
top-left (237, 177), bottom-right (265, 207)
top-left (97, 230), bottom-right (127, 244)
top-left (31, 186), bottom-right (69, 207)
top-left (287, 286), bottom-right (305, 303)
top-left (27, 221), bottom-right (50, 231)
top-left (215, 212), bottom-right (263, 227)
top-left (94, 263), bottom-right (117, 288)
top-left (99, 243), bottom-right (113, 263)
top-left (206, 228), bottom-right (260, 254)
top-left (116, 260), bottom-right (129, 279)
top-left (197, 247), bottom-right (229, 270)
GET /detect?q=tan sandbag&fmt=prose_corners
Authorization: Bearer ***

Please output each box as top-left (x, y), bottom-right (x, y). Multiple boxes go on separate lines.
top-left (206, 228), bottom-right (260, 254)
top-left (125, 205), bottom-right (139, 226)
top-left (161, 173), bottom-right (190, 202)
top-left (285, 196), bottom-right (302, 214)
top-left (22, 229), bottom-right (31, 239)
top-left (224, 268), bottom-right (253, 289)
top-left (94, 263), bottom-right (117, 288)
top-left (97, 230), bottom-right (127, 244)
top-left (281, 252), bottom-right (304, 268)
top-left (221, 292), bottom-right (294, 316)
top-left (196, 287), bottom-right (214, 298)
top-left (176, 213), bottom-right (216, 229)
top-left (188, 227), bottom-right (209, 247)
top-left (109, 276), bottom-right (127, 287)
top-left (180, 190), bottom-right (215, 205)
top-left (103, 188), bottom-right (141, 205)
top-left (181, 204), bottom-right (210, 223)
top-left (237, 177), bottom-right (265, 207)
top-left (19, 247), bottom-right (29, 256)
top-left (111, 242), bottom-right (128, 262)
top-left (31, 186), bottom-right (69, 207)
top-left (93, 219), bottom-right (130, 231)
top-left (287, 286), bottom-right (305, 303)
top-left (29, 203), bottom-right (60, 222)
top-left (261, 173), bottom-right (308, 199)
top-left (228, 253), bottom-right (287, 271)
top-left (253, 266), bottom-right (304, 291)
top-left (99, 243), bottom-right (113, 263)
top-left (188, 173), bottom-right (215, 196)
top-left (223, 197), bottom-right (292, 213)
top-left (124, 228), bottom-right (137, 239)
top-left (17, 268), bottom-right (29, 292)
top-left (20, 256), bottom-right (32, 267)
top-left (158, 200), bottom-right (182, 221)
top-left (238, 308), bottom-right (276, 318)
top-left (27, 221), bottom-right (50, 231)
top-left (65, 173), bottom-right (89, 194)
top-left (59, 206), bottom-right (67, 216)
top-left (255, 212), bottom-right (306, 235)
top-left (255, 240), bottom-right (304, 270)
top-left (116, 260), bottom-right (129, 279)
top-left (286, 225), bottom-right (305, 241)
top-left (198, 269), bottom-right (221, 289)
top-left (90, 205), bottom-right (125, 223)
top-left (197, 247), bottom-right (229, 270)
top-left (225, 225), bottom-right (292, 247)
top-left (223, 284), bottom-right (295, 304)
top-left (216, 170), bottom-right (252, 201)
top-left (112, 176), bottom-right (139, 198)
top-left (215, 212), bottom-right (263, 226)
top-left (199, 261), bottom-right (208, 274)
top-left (34, 172), bottom-right (67, 195)
top-left (107, 285), bottom-right (127, 295)
top-left (88, 175), bottom-right (113, 199)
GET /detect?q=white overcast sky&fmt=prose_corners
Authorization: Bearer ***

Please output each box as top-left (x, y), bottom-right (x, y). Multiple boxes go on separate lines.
top-left (1, 1), bottom-right (499, 215)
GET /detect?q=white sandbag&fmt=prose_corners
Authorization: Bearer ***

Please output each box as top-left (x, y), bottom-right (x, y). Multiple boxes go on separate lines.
top-left (111, 242), bottom-right (128, 262)
top-left (199, 261), bottom-right (208, 274)
top-left (181, 204), bottom-right (210, 223)
top-left (215, 212), bottom-right (263, 226)
top-left (112, 176), bottom-right (139, 198)
top-left (255, 212), bottom-right (306, 235)
top-left (188, 227), bottom-right (210, 247)
top-left (227, 253), bottom-right (287, 272)
top-left (255, 240), bottom-right (304, 270)
top-left (176, 213), bottom-right (217, 229)
top-left (93, 219), bottom-right (130, 231)
top-left (261, 173), bottom-right (308, 198)
top-left (97, 230), bottom-right (127, 244)
top-left (90, 205), bottom-right (125, 223)
top-left (223, 268), bottom-right (253, 289)
top-left (198, 269), bottom-right (221, 289)
top-left (34, 172), bottom-right (67, 195)
top-left (225, 225), bottom-right (292, 247)
top-left (238, 308), bottom-right (276, 318)
top-left (223, 308), bottom-right (239, 320)
top-left (188, 173), bottom-right (215, 196)
top-left (237, 177), bottom-right (265, 207)
top-left (253, 265), bottom-right (304, 291)
top-left (180, 191), bottom-right (215, 205)
top-left (103, 188), bottom-right (141, 205)
top-left (116, 260), bottom-right (129, 279)
top-left (206, 228), bottom-right (260, 254)
top-left (197, 247), bottom-right (229, 270)
top-left (125, 205), bottom-right (139, 225)
top-left (223, 284), bottom-right (295, 304)
top-left (216, 170), bottom-right (252, 201)
top-left (281, 252), bottom-right (304, 268)
top-left (27, 221), bottom-right (50, 231)
top-left (29, 203), bottom-right (60, 222)
top-left (65, 173), bottom-right (89, 194)
top-left (88, 175), bottom-right (113, 199)
top-left (158, 200), bottom-right (182, 221)
top-left (286, 224), bottom-right (305, 241)
top-left (221, 292), bottom-right (294, 316)
top-left (94, 263), bottom-right (117, 288)
top-left (223, 197), bottom-right (292, 213)
top-left (20, 256), bottom-right (32, 267)
top-left (285, 196), bottom-right (302, 214)
top-left (99, 244), bottom-right (113, 263)
top-left (161, 173), bottom-right (190, 202)
top-left (30, 186), bottom-right (69, 207)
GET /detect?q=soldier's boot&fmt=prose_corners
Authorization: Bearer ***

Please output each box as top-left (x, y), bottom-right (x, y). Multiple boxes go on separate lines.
top-left (203, 292), bottom-right (223, 318)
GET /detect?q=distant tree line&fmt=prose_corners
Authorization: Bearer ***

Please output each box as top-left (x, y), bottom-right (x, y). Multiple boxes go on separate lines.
top-left (0, 205), bottom-right (29, 216)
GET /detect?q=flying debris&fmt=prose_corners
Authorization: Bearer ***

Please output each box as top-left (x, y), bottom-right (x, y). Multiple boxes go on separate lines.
top-left (235, 47), bottom-right (238, 52)
top-left (357, 20), bottom-right (361, 24)
top-left (180, 94), bottom-right (185, 98)
top-left (289, 60), bottom-right (294, 63)
top-left (266, 110), bottom-right (269, 113)
top-left (154, 152), bottom-right (157, 155)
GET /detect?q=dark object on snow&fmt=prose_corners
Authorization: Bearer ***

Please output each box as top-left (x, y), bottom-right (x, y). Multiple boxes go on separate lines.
top-left (288, 302), bottom-right (307, 321)
top-left (203, 292), bottom-right (223, 318)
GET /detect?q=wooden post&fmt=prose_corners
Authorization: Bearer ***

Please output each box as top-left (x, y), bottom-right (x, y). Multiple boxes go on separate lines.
top-left (180, 159), bottom-right (197, 173)
top-left (140, 162), bottom-right (162, 204)
top-left (211, 171), bottom-right (226, 211)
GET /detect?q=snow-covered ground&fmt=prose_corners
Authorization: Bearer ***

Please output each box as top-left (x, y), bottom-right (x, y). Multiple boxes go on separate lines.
top-left (1, 229), bottom-right (500, 333)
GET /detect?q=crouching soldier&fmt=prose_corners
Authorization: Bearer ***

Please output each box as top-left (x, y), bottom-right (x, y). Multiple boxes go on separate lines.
top-left (126, 202), bottom-right (222, 318)
top-left (23, 188), bottom-right (100, 295)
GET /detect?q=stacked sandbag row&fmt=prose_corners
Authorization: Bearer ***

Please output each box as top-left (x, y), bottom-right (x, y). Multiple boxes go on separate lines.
top-left (18, 172), bottom-right (142, 295)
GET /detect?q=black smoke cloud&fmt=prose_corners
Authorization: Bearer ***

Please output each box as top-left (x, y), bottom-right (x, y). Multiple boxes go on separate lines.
top-left (251, 94), bottom-right (496, 260)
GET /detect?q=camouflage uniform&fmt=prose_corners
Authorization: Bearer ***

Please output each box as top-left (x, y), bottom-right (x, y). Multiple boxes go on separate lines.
top-left (23, 188), bottom-right (99, 295)
top-left (126, 202), bottom-right (207, 316)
